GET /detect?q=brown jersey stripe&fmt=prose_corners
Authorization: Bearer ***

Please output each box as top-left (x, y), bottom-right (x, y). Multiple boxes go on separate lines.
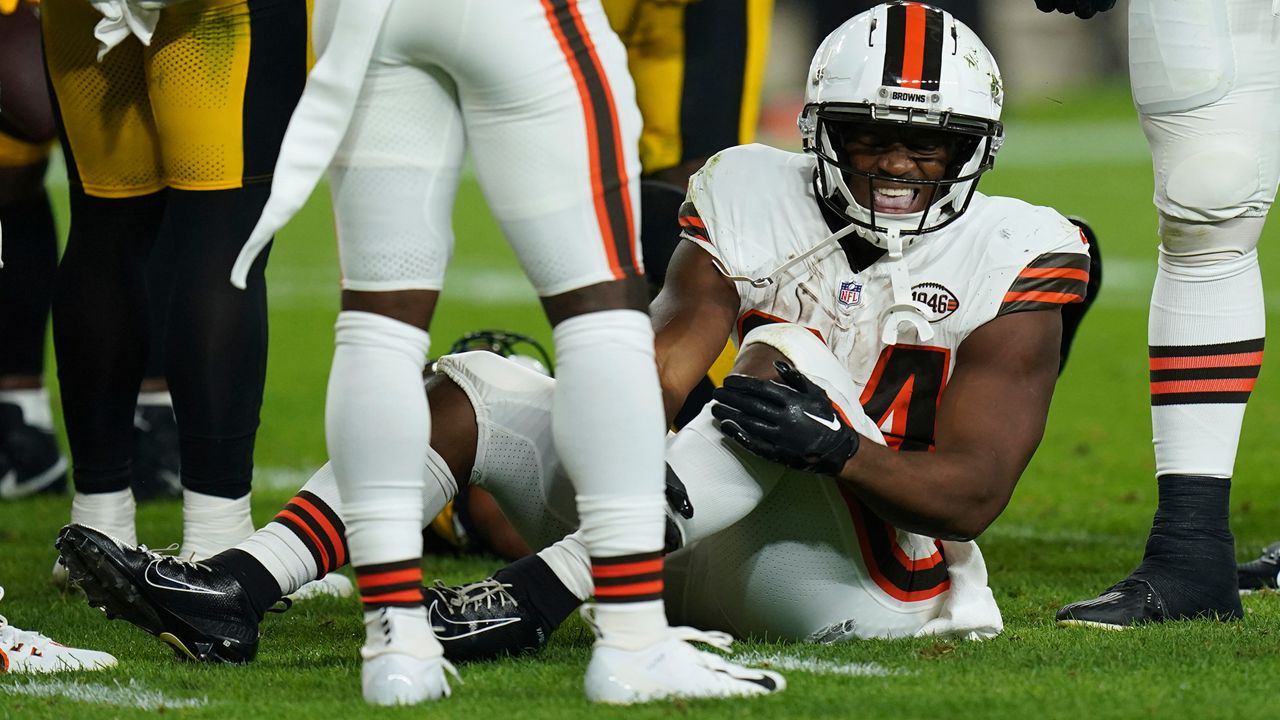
top-left (1006, 276), bottom-right (1088, 298)
top-left (541, 0), bottom-right (637, 279)
top-left (999, 299), bottom-right (1074, 315)
top-left (1027, 252), bottom-right (1091, 272)
top-left (840, 488), bottom-right (950, 601)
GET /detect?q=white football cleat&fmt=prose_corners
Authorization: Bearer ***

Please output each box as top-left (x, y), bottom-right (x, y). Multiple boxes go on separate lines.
top-left (583, 613), bottom-right (784, 704)
top-left (288, 572), bottom-right (354, 601)
top-left (0, 587), bottom-right (117, 673)
top-left (361, 652), bottom-right (457, 706)
top-left (360, 606), bottom-right (457, 705)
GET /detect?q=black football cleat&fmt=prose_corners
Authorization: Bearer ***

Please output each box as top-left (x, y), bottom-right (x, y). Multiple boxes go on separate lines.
top-left (1238, 542), bottom-right (1280, 593)
top-left (131, 405), bottom-right (182, 502)
top-left (1055, 578), bottom-right (1169, 630)
top-left (425, 578), bottom-right (549, 662)
top-left (0, 401), bottom-right (68, 499)
top-left (55, 524), bottom-right (260, 663)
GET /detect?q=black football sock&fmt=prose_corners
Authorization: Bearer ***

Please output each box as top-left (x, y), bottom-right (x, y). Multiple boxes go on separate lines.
top-left (495, 554), bottom-right (582, 635)
top-left (1128, 475), bottom-right (1242, 620)
top-left (53, 190), bottom-right (165, 495)
top-left (208, 548), bottom-right (283, 619)
top-left (161, 187), bottom-right (271, 500)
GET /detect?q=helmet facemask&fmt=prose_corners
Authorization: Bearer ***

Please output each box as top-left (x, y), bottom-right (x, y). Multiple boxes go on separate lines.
top-left (806, 105), bottom-right (999, 246)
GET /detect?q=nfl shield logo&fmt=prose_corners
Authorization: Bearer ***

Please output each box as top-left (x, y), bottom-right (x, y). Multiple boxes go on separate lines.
top-left (838, 280), bottom-right (863, 308)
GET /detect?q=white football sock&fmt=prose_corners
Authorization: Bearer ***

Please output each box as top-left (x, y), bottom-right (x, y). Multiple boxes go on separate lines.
top-left (1150, 247), bottom-right (1265, 478)
top-left (537, 533), bottom-right (594, 602)
top-left (328, 311), bottom-right (430, 571)
top-left (551, 309), bottom-right (665, 540)
top-left (181, 489), bottom-right (255, 560)
top-left (71, 489), bottom-right (137, 546)
top-left (0, 387), bottom-right (54, 430)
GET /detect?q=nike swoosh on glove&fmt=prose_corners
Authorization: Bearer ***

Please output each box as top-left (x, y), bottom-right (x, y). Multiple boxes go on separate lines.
top-left (1033, 0), bottom-right (1116, 20)
top-left (710, 361), bottom-right (859, 475)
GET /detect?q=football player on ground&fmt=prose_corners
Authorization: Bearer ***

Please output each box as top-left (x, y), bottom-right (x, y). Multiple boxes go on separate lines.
top-left (0, 1), bottom-right (67, 501)
top-left (59, 0), bottom-right (1087, 679)
top-left (40, 0), bottom-right (309, 564)
top-left (224, 0), bottom-right (781, 706)
top-left (1038, 0), bottom-right (1280, 623)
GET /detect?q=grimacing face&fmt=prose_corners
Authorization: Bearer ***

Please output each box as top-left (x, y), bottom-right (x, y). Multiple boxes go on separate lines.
top-left (840, 122), bottom-right (960, 216)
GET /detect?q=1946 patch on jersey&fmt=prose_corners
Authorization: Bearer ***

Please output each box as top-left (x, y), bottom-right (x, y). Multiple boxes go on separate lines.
top-left (911, 282), bottom-right (960, 322)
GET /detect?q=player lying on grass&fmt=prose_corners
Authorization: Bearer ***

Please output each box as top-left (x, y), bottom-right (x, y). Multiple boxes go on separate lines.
top-left (56, 3), bottom-right (1093, 664)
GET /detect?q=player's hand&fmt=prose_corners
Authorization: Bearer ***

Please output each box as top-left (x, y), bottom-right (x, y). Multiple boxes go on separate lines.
top-left (1033, 0), bottom-right (1116, 19)
top-left (711, 361), bottom-right (859, 475)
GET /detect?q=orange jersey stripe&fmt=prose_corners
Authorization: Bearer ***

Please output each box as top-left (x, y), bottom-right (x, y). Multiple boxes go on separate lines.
top-left (1149, 351), bottom-right (1264, 371)
top-left (1002, 290), bottom-right (1084, 304)
top-left (276, 510), bottom-right (332, 573)
top-left (594, 580), bottom-right (664, 597)
top-left (1151, 378), bottom-right (1257, 394)
top-left (291, 496), bottom-right (346, 567)
top-left (679, 215), bottom-right (706, 230)
top-left (1017, 267), bottom-right (1089, 282)
top-left (592, 558), bottom-right (663, 579)
top-left (900, 3), bottom-right (927, 88)
top-left (356, 567), bottom-right (421, 590)
top-left (361, 589), bottom-right (422, 605)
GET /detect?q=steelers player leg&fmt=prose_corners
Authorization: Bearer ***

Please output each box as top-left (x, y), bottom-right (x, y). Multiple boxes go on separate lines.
top-left (0, 5), bottom-right (67, 499)
top-left (1058, 0), bottom-right (1280, 627)
top-left (43, 0), bottom-right (168, 549)
top-left (454, 1), bottom-right (777, 702)
top-left (144, 0), bottom-right (308, 559)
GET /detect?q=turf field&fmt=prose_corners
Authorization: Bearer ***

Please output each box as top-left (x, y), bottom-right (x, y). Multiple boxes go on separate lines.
top-left (4, 84), bottom-right (1280, 719)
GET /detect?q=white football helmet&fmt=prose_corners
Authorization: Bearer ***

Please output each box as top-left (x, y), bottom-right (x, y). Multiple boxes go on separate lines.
top-left (799, 1), bottom-right (1004, 248)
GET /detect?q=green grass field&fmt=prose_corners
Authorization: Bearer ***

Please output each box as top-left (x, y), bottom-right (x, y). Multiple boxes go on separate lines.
top-left (4, 84), bottom-right (1280, 719)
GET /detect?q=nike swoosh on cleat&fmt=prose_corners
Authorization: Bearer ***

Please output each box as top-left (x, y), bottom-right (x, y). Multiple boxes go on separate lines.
top-left (1066, 591), bottom-right (1123, 610)
top-left (427, 601), bottom-right (522, 639)
top-left (143, 560), bottom-right (227, 596)
top-left (802, 411), bottom-right (841, 431)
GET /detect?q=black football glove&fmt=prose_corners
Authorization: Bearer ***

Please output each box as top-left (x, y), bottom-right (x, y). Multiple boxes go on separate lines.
top-left (1033, 0), bottom-right (1116, 19)
top-left (711, 361), bottom-right (859, 475)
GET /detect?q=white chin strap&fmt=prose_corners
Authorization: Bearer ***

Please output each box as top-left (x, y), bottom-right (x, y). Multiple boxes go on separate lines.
top-left (880, 227), bottom-right (933, 346)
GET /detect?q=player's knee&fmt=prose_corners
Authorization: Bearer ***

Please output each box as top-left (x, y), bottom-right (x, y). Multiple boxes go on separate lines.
top-left (1156, 141), bottom-right (1271, 224)
top-left (737, 323), bottom-right (859, 415)
top-left (1158, 214), bottom-right (1265, 268)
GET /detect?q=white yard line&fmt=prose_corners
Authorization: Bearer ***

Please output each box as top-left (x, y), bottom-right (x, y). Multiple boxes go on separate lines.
top-left (732, 651), bottom-right (906, 677)
top-left (6, 679), bottom-right (208, 710)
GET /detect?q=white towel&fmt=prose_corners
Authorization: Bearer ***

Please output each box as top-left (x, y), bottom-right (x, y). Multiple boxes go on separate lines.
top-left (89, 0), bottom-right (159, 61)
top-left (914, 540), bottom-right (1004, 641)
top-left (229, 0), bottom-right (394, 289)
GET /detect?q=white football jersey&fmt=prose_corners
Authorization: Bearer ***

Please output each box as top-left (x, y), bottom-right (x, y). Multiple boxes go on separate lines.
top-left (680, 144), bottom-right (1091, 451)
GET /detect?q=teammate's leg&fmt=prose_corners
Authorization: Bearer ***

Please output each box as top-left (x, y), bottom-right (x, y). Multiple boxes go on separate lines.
top-left (318, 39), bottom-right (467, 701)
top-left (1058, 0), bottom-right (1280, 626)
